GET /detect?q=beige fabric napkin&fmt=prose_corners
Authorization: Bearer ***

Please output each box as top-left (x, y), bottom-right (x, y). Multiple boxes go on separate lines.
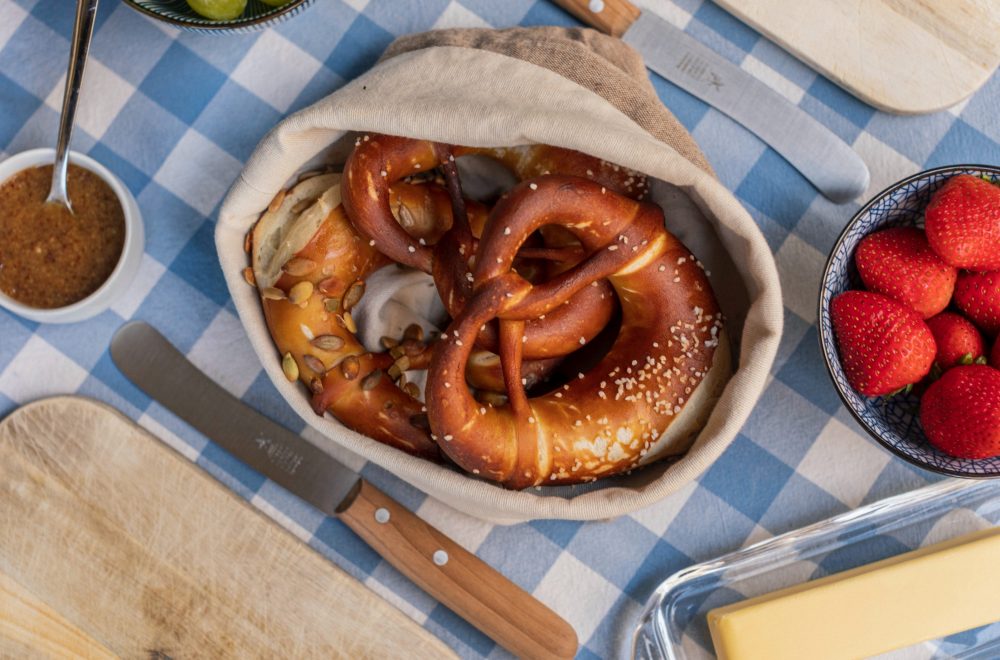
top-left (216, 27), bottom-right (783, 522)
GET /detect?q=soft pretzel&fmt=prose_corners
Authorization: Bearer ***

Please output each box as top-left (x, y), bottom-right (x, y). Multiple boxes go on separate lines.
top-left (425, 176), bottom-right (727, 487)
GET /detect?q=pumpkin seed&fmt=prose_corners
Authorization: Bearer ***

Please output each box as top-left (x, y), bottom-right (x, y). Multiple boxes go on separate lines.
top-left (323, 297), bottom-right (341, 313)
top-left (388, 356), bottom-right (409, 380)
top-left (281, 353), bottom-right (299, 381)
top-left (242, 267), bottom-right (255, 286)
top-left (340, 355), bottom-right (360, 380)
top-left (288, 281), bottom-right (314, 306)
top-left (342, 312), bottom-right (357, 333)
top-left (311, 335), bottom-right (345, 352)
top-left (361, 369), bottom-right (383, 391)
top-left (261, 287), bottom-right (285, 301)
top-left (302, 354), bottom-right (326, 374)
top-left (342, 281), bottom-right (365, 310)
top-left (282, 257), bottom-right (317, 277)
top-left (380, 336), bottom-right (399, 350)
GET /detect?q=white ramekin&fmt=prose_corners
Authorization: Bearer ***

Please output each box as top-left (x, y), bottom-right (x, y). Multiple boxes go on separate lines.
top-left (0, 148), bottom-right (144, 324)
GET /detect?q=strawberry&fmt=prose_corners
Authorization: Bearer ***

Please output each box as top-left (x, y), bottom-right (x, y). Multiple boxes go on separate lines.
top-left (953, 270), bottom-right (1000, 336)
top-left (925, 312), bottom-right (985, 370)
top-left (924, 174), bottom-right (1000, 271)
top-left (830, 291), bottom-right (936, 396)
top-left (992, 338), bottom-right (1000, 370)
top-left (920, 365), bottom-right (1000, 459)
top-left (854, 227), bottom-right (956, 318)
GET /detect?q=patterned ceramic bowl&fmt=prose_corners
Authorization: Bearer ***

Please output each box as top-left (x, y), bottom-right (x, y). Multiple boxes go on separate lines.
top-left (819, 165), bottom-right (1000, 478)
top-left (123, 0), bottom-right (314, 33)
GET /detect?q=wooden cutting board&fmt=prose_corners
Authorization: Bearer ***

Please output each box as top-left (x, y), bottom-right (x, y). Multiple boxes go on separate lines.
top-left (0, 396), bottom-right (455, 659)
top-left (714, 0), bottom-right (1000, 114)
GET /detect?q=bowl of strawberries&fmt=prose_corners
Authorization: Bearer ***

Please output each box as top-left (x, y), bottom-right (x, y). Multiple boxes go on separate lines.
top-left (820, 165), bottom-right (1000, 478)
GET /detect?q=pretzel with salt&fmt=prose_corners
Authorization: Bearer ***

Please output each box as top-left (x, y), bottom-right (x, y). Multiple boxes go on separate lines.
top-left (425, 176), bottom-right (728, 487)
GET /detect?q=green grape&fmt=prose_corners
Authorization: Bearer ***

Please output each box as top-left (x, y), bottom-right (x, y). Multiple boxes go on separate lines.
top-left (187, 0), bottom-right (248, 20)
top-left (260, 0), bottom-right (291, 6)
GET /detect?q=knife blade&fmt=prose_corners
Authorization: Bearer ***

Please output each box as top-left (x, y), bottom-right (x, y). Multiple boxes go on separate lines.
top-left (110, 321), bottom-right (577, 660)
top-left (551, 0), bottom-right (870, 203)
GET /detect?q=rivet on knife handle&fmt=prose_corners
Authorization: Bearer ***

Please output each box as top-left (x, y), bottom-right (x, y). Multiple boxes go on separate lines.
top-left (554, 0), bottom-right (640, 37)
top-left (338, 481), bottom-right (578, 660)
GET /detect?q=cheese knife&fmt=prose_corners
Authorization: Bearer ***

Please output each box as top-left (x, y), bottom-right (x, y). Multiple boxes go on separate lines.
top-left (110, 321), bottom-right (577, 660)
top-left (551, 0), bottom-right (870, 203)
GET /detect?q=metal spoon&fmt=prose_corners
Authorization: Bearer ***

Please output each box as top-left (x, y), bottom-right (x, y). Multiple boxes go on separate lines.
top-left (46, 0), bottom-right (100, 213)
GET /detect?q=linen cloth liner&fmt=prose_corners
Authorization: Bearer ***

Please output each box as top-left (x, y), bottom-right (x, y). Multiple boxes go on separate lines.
top-left (382, 27), bottom-right (714, 176)
top-left (215, 27), bottom-right (783, 523)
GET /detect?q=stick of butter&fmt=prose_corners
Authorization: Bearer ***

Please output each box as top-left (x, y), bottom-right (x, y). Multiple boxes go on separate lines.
top-left (707, 527), bottom-right (1000, 660)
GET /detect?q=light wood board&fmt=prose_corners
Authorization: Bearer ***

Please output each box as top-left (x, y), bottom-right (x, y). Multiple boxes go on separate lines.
top-left (714, 0), bottom-right (1000, 114)
top-left (0, 396), bottom-right (455, 659)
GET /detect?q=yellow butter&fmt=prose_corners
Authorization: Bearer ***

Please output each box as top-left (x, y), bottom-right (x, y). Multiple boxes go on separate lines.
top-left (707, 527), bottom-right (1000, 660)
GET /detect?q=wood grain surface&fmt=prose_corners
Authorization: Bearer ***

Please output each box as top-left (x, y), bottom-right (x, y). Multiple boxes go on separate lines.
top-left (0, 571), bottom-right (115, 660)
top-left (714, 0), bottom-right (1000, 114)
top-left (0, 396), bottom-right (455, 659)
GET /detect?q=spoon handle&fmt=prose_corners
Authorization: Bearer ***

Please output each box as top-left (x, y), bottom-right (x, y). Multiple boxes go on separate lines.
top-left (48, 0), bottom-right (100, 208)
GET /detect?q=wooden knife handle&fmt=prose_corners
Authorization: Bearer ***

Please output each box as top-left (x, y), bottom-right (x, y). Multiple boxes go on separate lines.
top-left (551, 0), bottom-right (641, 37)
top-left (338, 480), bottom-right (578, 660)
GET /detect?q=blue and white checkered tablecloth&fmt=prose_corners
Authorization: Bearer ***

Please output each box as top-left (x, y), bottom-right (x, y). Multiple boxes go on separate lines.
top-left (1, 0), bottom-right (998, 657)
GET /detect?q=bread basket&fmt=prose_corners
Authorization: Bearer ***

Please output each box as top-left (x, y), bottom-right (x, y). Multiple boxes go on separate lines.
top-left (216, 28), bottom-right (782, 522)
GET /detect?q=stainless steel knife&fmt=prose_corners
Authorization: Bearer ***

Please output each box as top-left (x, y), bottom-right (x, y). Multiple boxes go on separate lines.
top-left (552, 0), bottom-right (870, 203)
top-left (110, 321), bottom-right (577, 660)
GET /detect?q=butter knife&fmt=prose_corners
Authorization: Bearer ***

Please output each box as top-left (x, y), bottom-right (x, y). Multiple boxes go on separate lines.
top-left (110, 321), bottom-right (577, 660)
top-left (551, 0), bottom-right (870, 203)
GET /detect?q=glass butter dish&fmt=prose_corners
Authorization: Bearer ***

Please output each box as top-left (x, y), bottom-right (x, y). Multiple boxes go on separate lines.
top-left (632, 479), bottom-right (1000, 659)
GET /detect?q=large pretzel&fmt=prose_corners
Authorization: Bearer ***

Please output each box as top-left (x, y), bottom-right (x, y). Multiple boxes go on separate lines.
top-left (425, 176), bottom-right (725, 487)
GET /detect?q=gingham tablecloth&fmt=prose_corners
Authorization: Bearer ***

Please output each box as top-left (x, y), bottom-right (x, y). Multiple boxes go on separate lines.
top-left (1, 1), bottom-right (998, 657)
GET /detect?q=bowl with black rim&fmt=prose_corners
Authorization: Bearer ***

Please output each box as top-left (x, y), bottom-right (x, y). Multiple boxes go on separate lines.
top-left (122, 0), bottom-right (314, 33)
top-left (818, 164), bottom-right (1000, 479)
